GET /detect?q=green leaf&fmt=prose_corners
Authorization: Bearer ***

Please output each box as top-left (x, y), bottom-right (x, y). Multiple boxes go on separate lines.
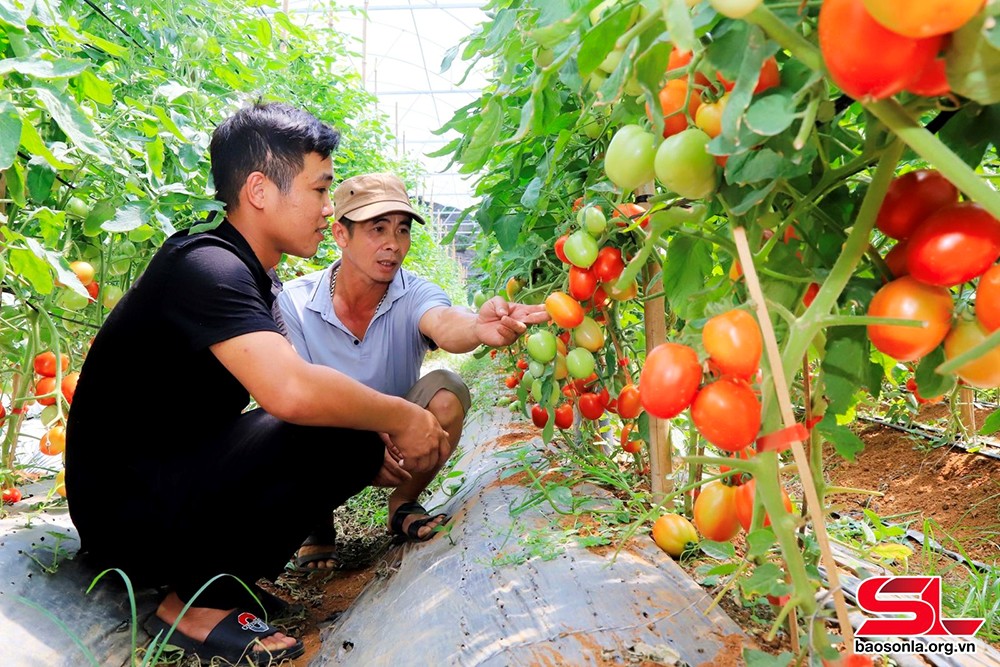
top-left (744, 94), bottom-right (795, 137)
top-left (26, 159), bottom-right (56, 204)
top-left (83, 201), bottom-right (117, 237)
top-left (663, 235), bottom-right (714, 320)
top-left (19, 116), bottom-right (74, 170)
top-left (79, 31), bottom-right (128, 58)
top-left (79, 70), bottom-right (114, 106)
top-left (815, 413), bottom-right (865, 462)
top-left (700, 540), bottom-right (736, 560)
top-left (578, 7), bottom-right (634, 77)
top-left (725, 146), bottom-right (816, 186)
top-left (938, 103), bottom-right (1000, 168)
top-left (744, 649), bottom-right (795, 667)
top-left (822, 326), bottom-right (866, 417)
top-left (0, 102), bottom-right (21, 170)
top-left (25, 237), bottom-right (87, 298)
top-left (542, 415), bottom-right (554, 443)
top-left (254, 18), bottom-right (273, 48)
top-left (664, 0), bottom-right (696, 52)
top-left (870, 542), bottom-right (913, 563)
top-left (0, 56), bottom-right (89, 79)
top-left (495, 214), bottom-right (523, 251)
top-left (914, 345), bottom-right (956, 398)
top-left (459, 97), bottom-right (502, 172)
top-left (740, 562), bottom-right (784, 596)
top-left (947, 4), bottom-right (1000, 105)
top-left (745, 529), bottom-right (776, 558)
top-left (32, 84), bottom-right (112, 163)
top-left (704, 562), bottom-right (740, 576)
top-left (548, 485), bottom-right (574, 510)
top-left (980, 408), bottom-right (1000, 436)
top-left (103, 202), bottom-right (146, 233)
top-left (521, 176), bottom-right (544, 209)
top-left (29, 207), bottom-right (66, 248)
top-left (146, 135), bottom-right (165, 179)
top-left (0, 0), bottom-right (30, 29)
top-left (9, 247), bottom-right (54, 295)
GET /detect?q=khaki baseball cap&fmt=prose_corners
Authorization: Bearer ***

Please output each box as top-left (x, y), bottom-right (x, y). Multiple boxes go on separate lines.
top-left (333, 173), bottom-right (426, 224)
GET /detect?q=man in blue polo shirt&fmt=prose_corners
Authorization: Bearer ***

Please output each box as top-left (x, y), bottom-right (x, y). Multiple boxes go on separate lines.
top-left (279, 173), bottom-right (547, 568)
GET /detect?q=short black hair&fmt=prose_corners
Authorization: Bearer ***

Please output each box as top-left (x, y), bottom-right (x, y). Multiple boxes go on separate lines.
top-left (210, 102), bottom-right (341, 211)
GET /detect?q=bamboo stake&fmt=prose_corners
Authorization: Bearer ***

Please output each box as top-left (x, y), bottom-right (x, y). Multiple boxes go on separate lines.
top-left (958, 387), bottom-right (977, 441)
top-left (732, 226), bottom-right (854, 645)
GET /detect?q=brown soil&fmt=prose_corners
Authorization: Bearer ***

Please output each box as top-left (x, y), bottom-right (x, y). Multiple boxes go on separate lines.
top-left (824, 407), bottom-right (1000, 565)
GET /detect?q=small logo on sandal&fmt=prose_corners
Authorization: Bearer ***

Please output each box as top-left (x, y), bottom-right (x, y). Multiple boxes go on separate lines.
top-left (237, 612), bottom-right (269, 633)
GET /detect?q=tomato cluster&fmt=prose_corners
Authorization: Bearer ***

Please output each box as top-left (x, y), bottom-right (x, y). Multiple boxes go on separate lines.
top-left (31, 350), bottom-right (76, 463)
top-left (869, 170), bottom-right (1000, 387)
top-left (818, 0), bottom-right (982, 101)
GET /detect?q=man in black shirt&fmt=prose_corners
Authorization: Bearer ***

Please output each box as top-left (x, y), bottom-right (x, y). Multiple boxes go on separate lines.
top-left (65, 103), bottom-right (454, 665)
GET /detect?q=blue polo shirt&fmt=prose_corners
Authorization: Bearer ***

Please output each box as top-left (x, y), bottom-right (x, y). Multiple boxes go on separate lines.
top-left (277, 261), bottom-right (451, 397)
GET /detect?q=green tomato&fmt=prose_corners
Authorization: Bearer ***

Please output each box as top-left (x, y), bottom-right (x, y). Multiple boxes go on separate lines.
top-left (758, 212), bottom-right (782, 230)
top-left (57, 289), bottom-right (90, 312)
top-left (102, 284), bottom-right (124, 310)
top-left (605, 125), bottom-right (656, 192)
top-left (624, 75), bottom-right (643, 96)
top-left (528, 360), bottom-right (546, 378)
top-left (473, 291), bottom-right (488, 309)
top-left (598, 48), bottom-right (624, 74)
top-left (519, 372), bottom-right (534, 392)
top-left (654, 128), bottom-right (718, 200)
top-left (566, 347), bottom-right (596, 379)
top-left (66, 196), bottom-right (89, 219)
top-left (533, 48), bottom-right (554, 68)
top-left (40, 405), bottom-right (59, 426)
top-left (526, 330), bottom-right (557, 363)
top-left (578, 206), bottom-right (607, 236)
top-left (531, 378), bottom-right (545, 403)
top-left (564, 230), bottom-right (600, 269)
top-left (586, 70), bottom-right (608, 94)
top-left (0, 255), bottom-right (7, 284)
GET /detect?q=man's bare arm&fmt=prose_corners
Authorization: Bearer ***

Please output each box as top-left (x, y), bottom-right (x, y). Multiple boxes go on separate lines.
top-left (419, 297), bottom-right (549, 353)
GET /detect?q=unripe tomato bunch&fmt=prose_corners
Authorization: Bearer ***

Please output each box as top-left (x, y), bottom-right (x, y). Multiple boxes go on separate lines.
top-left (819, 0), bottom-right (984, 101)
top-left (867, 169), bottom-right (1000, 388)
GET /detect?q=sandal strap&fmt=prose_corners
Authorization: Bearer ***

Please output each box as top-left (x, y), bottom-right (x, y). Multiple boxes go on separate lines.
top-left (389, 501), bottom-right (428, 536)
top-left (300, 521), bottom-right (337, 547)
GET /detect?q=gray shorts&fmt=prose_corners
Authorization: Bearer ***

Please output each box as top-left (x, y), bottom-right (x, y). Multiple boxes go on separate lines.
top-left (404, 368), bottom-right (471, 414)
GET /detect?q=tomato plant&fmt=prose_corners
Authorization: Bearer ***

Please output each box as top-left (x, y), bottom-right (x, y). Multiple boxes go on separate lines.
top-left (592, 247), bottom-right (625, 283)
top-left (573, 316), bottom-right (605, 352)
top-left (35, 376), bottom-right (58, 406)
top-left (1, 487), bottom-right (21, 505)
top-left (616, 384), bottom-right (642, 420)
top-left (691, 378), bottom-right (762, 452)
top-left (40, 425), bottom-right (67, 456)
top-left (554, 403), bottom-right (574, 429)
top-left (693, 481), bottom-right (741, 542)
top-left (639, 343), bottom-right (703, 419)
top-left (526, 330), bottom-right (558, 363)
top-left (568, 266), bottom-right (599, 301)
top-left (866, 276), bottom-right (953, 361)
top-left (531, 404), bottom-right (549, 428)
top-left (648, 79), bottom-right (700, 138)
top-left (702, 309), bottom-right (762, 379)
top-left (563, 230), bottom-right (600, 269)
top-left (733, 478), bottom-right (794, 532)
top-left (651, 514), bottom-right (699, 557)
top-left (654, 128), bottom-right (717, 200)
top-left (554, 235), bottom-right (571, 264)
top-left (566, 348), bottom-right (596, 379)
top-left (578, 392), bottom-right (604, 420)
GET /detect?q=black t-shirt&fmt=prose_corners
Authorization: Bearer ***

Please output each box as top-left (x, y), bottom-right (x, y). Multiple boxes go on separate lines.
top-left (65, 220), bottom-right (281, 506)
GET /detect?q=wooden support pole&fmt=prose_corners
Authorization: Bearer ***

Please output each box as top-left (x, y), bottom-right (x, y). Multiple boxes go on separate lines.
top-left (958, 386), bottom-right (977, 440)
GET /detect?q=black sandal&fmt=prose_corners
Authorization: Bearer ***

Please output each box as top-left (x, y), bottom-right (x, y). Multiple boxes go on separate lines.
top-left (290, 522), bottom-right (339, 571)
top-left (144, 608), bottom-right (304, 666)
top-left (389, 501), bottom-right (449, 543)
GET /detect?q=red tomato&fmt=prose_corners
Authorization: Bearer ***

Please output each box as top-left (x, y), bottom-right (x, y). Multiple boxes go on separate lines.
top-left (591, 286), bottom-right (611, 309)
top-left (691, 378), bottom-right (762, 452)
top-left (695, 94), bottom-right (728, 139)
top-left (0, 403), bottom-right (6, 427)
top-left (717, 56), bottom-right (780, 95)
top-left (884, 239), bottom-right (910, 278)
top-left (906, 57), bottom-right (950, 97)
top-left (568, 266), bottom-right (599, 301)
top-left (906, 203), bottom-right (1000, 287)
top-left (693, 481), bottom-right (741, 542)
top-left (505, 374), bottom-right (519, 389)
top-left (86, 281), bottom-right (99, 301)
top-left (944, 319), bottom-right (1000, 388)
top-left (702, 310), bottom-right (762, 379)
top-left (733, 478), bottom-right (794, 532)
top-left (554, 234), bottom-right (571, 264)
top-left (33, 351), bottom-right (69, 378)
top-left (823, 654), bottom-right (875, 667)
top-left (516, 358), bottom-right (529, 370)
top-left (639, 343), bottom-right (703, 419)
top-left (875, 170), bottom-right (959, 240)
top-left (976, 264), bottom-right (1000, 332)
top-left (867, 276), bottom-right (952, 361)
top-left (593, 247), bottom-right (625, 283)
top-left (35, 376), bottom-right (58, 406)
top-left (554, 403), bottom-right (574, 429)
top-left (531, 404), bottom-right (549, 428)
top-left (819, 0), bottom-right (941, 101)
top-left (617, 384), bottom-right (642, 420)
top-left (905, 376), bottom-right (942, 404)
top-left (597, 387), bottom-right (611, 407)
top-left (647, 79), bottom-right (700, 138)
top-left (1, 487), bottom-right (21, 504)
top-left (545, 291), bottom-right (585, 329)
top-left (611, 203), bottom-right (649, 229)
top-left (668, 48), bottom-right (711, 87)
top-left (62, 371), bottom-right (80, 403)
top-left (862, 0), bottom-right (983, 38)
top-left (803, 282), bottom-right (820, 308)
top-left (578, 392), bottom-right (605, 420)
